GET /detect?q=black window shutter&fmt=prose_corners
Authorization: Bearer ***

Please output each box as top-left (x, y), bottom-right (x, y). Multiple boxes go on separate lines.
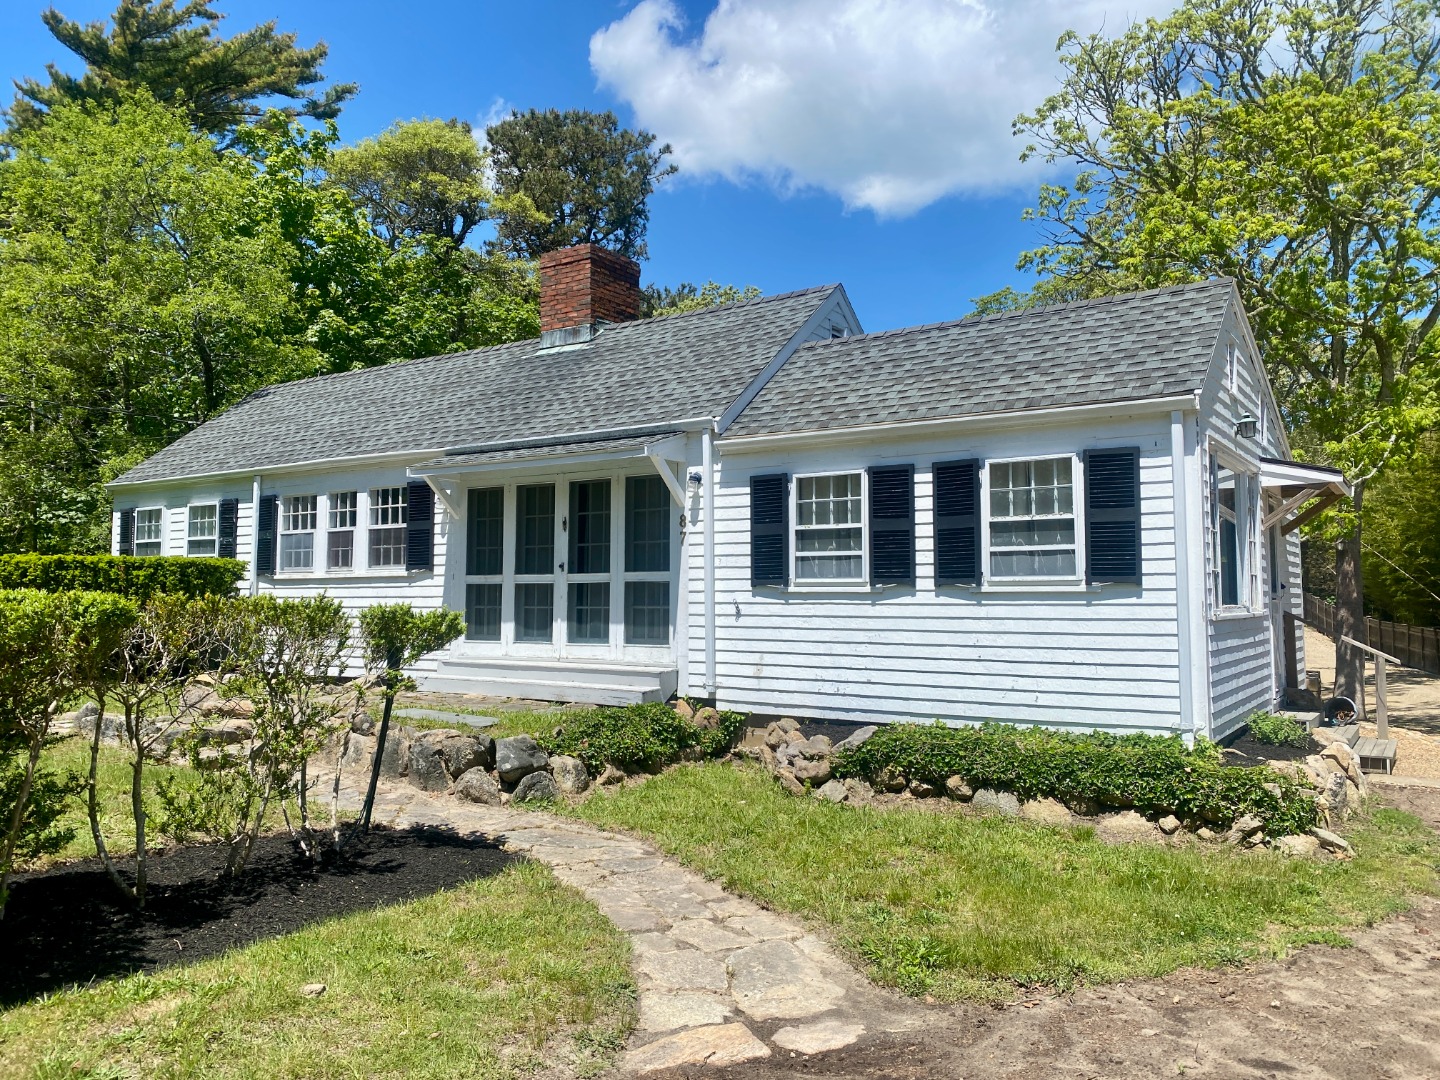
top-left (406, 479), bottom-right (435, 571)
top-left (750, 473), bottom-right (789, 586)
top-left (255, 494), bottom-right (278, 576)
top-left (1085, 447), bottom-right (1142, 585)
top-left (117, 508), bottom-right (135, 556)
top-left (217, 498), bottom-right (239, 560)
top-left (868, 464), bottom-right (915, 585)
top-left (934, 459), bottom-right (981, 585)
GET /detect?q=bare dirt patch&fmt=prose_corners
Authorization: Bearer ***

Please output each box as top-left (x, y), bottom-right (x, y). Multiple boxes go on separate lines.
top-left (679, 895), bottom-right (1440, 1079)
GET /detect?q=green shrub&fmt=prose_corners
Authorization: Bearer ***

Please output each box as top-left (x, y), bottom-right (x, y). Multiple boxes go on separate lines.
top-left (832, 722), bottom-right (1319, 836)
top-left (542, 702), bottom-right (746, 774)
top-left (0, 553), bottom-right (245, 601)
top-left (1245, 710), bottom-right (1311, 748)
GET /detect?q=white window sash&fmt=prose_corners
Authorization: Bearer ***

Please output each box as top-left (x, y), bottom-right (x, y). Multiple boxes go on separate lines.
top-left (981, 454), bottom-right (1083, 582)
top-left (790, 471), bottom-right (868, 584)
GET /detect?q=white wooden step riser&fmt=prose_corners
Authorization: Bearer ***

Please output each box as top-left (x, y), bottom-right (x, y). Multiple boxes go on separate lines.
top-left (418, 673), bottom-right (668, 706)
top-left (437, 660), bottom-right (672, 693)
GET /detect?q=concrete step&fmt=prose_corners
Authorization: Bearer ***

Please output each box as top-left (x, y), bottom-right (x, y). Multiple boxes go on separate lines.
top-left (422, 656), bottom-right (677, 706)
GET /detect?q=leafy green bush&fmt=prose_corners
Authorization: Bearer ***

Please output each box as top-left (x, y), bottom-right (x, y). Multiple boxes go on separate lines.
top-left (543, 702), bottom-right (746, 774)
top-left (832, 722), bottom-right (1319, 836)
top-left (1245, 710), bottom-right (1311, 748)
top-left (0, 554), bottom-right (245, 600)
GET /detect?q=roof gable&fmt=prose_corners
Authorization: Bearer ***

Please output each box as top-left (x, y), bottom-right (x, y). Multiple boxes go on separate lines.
top-left (724, 279), bottom-right (1236, 438)
top-left (113, 286), bottom-right (838, 485)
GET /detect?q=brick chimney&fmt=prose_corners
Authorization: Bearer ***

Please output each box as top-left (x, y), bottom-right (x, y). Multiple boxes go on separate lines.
top-left (539, 244), bottom-right (641, 345)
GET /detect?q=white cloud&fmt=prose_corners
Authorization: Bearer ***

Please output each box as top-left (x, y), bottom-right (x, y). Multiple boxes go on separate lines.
top-left (589, 0), bottom-right (1174, 216)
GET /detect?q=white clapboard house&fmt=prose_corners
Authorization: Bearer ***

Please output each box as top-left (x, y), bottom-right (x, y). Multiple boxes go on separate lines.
top-left (109, 244), bottom-right (1350, 740)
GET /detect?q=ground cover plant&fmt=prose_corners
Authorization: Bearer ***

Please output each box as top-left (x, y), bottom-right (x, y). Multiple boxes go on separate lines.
top-left (571, 761), bottom-right (1440, 1002)
top-left (1246, 710), bottom-right (1312, 748)
top-left (542, 701), bottom-right (745, 774)
top-left (833, 722), bottom-right (1319, 835)
top-left (0, 859), bottom-right (634, 1079)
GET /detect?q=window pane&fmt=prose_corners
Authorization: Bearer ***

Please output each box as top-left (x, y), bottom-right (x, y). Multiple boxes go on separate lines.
top-left (135, 543), bottom-right (162, 557)
top-left (187, 539), bottom-right (216, 557)
top-left (370, 487), bottom-right (408, 526)
top-left (328, 529), bottom-right (353, 570)
top-left (188, 505), bottom-right (217, 538)
top-left (465, 583), bottom-right (501, 641)
top-left (466, 487), bottom-right (503, 577)
top-left (990, 521), bottom-right (1076, 549)
top-left (1220, 519), bottom-right (1240, 605)
top-left (796, 554), bottom-right (863, 580)
top-left (280, 532), bottom-right (314, 571)
top-left (567, 581), bottom-right (610, 644)
top-left (369, 525), bottom-right (406, 567)
top-left (569, 479), bottom-right (611, 575)
top-left (625, 581), bottom-right (670, 645)
top-left (796, 527), bottom-right (862, 553)
top-left (282, 496), bottom-right (316, 532)
top-left (990, 550), bottom-right (1077, 577)
top-left (329, 492), bottom-right (357, 529)
top-left (136, 508), bottom-right (163, 543)
top-left (515, 582), bottom-right (553, 642)
top-left (626, 475), bottom-right (670, 572)
top-left (797, 473), bottom-right (861, 529)
top-left (515, 485), bottom-right (555, 576)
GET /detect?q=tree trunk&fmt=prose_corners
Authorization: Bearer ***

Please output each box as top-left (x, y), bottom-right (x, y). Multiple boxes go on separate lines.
top-left (0, 737), bottom-right (44, 920)
top-left (1334, 484), bottom-right (1367, 715)
top-left (359, 687), bottom-right (395, 835)
top-left (88, 694), bottom-right (135, 902)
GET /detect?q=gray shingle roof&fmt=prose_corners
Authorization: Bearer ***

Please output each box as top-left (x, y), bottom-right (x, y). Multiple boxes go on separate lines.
top-left (724, 279), bottom-right (1235, 438)
top-left (112, 286), bottom-right (836, 485)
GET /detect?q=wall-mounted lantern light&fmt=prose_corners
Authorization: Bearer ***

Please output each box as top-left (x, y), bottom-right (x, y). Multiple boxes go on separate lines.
top-left (1235, 413), bottom-right (1259, 439)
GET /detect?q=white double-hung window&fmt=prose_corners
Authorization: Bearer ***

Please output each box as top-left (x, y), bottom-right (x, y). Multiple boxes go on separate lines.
top-left (134, 507), bottom-right (164, 557)
top-left (187, 505), bottom-right (217, 556)
top-left (793, 472), bottom-right (866, 582)
top-left (328, 491), bottom-right (357, 570)
top-left (1210, 458), bottom-right (1258, 611)
top-left (280, 495), bottom-right (317, 571)
top-left (369, 486), bottom-right (408, 568)
top-left (986, 456), bottom-right (1079, 579)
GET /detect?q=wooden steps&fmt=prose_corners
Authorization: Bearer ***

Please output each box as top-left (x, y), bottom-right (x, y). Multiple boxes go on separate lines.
top-left (1353, 736), bottom-right (1398, 775)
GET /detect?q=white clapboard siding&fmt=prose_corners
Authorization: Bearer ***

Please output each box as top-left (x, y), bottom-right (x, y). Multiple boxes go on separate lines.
top-left (697, 411), bottom-right (1186, 734)
top-left (1196, 299), bottom-right (1292, 736)
top-left (113, 463), bottom-right (449, 678)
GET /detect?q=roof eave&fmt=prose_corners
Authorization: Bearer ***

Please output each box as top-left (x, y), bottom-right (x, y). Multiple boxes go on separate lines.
top-left (721, 392), bottom-right (1202, 449)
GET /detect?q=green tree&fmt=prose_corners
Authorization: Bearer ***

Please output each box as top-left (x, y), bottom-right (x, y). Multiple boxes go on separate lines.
top-left (7, 0), bottom-right (356, 141)
top-left (641, 281), bottom-right (763, 318)
top-left (353, 603), bottom-right (464, 835)
top-left (0, 94), bottom-right (307, 554)
top-left (1359, 431), bottom-right (1440, 625)
top-left (1007, 0), bottom-right (1440, 702)
top-left (486, 108), bottom-right (676, 260)
top-left (0, 588), bottom-right (137, 916)
top-left (329, 118), bottom-right (493, 253)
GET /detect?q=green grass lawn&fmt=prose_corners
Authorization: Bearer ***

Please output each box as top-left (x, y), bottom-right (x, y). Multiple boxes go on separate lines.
top-left (0, 860), bottom-right (634, 1080)
top-left (29, 736), bottom-right (204, 869)
top-left (569, 760), bottom-right (1440, 1003)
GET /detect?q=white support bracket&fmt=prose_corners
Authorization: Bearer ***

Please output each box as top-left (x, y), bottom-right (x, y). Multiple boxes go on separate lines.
top-left (1262, 486), bottom-right (1322, 530)
top-left (645, 434), bottom-right (690, 508)
top-left (423, 475), bottom-right (463, 519)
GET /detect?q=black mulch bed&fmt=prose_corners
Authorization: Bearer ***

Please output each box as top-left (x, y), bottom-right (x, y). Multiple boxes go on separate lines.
top-left (1, 826), bottom-right (519, 1006)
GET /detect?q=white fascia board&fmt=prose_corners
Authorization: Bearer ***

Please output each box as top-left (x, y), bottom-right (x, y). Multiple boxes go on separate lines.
top-left (1258, 458), bottom-right (1352, 497)
top-left (716, 285), bottom-right (856, 435)
top-left (107, 447), bottom-right (448, 491)
top-left (719, 393), bottom-right (1201, 452)
top-left (411, 446), bottom-right (652, 481)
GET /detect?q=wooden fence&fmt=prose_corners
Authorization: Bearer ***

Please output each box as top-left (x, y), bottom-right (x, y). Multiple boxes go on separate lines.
top-left (1302, 594), bottom-right (1440, 676)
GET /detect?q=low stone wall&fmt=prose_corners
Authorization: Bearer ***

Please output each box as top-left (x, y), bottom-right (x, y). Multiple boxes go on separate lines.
top-left (743, 719), bottom-right (1361, 860)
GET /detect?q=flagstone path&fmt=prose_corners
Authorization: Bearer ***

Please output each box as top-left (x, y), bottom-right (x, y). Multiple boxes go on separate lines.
top-left (329, 775), bottom-right (925, 1075)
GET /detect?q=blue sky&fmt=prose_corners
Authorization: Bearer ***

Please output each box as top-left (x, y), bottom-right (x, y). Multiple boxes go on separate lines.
top-left (0, 0), bottom-right (1171, 333)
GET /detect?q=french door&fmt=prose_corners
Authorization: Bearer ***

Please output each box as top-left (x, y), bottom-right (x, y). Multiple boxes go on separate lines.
top-left (460, 472), bottom-right (676, 660)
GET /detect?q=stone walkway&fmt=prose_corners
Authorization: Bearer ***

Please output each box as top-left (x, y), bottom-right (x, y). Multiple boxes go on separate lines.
top-left (328, 774), bottom-right (923, 1075)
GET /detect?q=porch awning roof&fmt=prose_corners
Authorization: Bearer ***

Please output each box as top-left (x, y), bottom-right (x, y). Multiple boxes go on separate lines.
top-left (409, 430), bottom-right (685, 475)
top-left (1259, 457), bottom-right (1352, 534)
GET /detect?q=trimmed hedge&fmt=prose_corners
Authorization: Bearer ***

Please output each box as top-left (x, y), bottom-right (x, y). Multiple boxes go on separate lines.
top-left (0, 554), bottom-right (245, 601)
top-left (832, 722), bottom-right (1320, 836)
top-left (542, 702), bottom-right (746, 774)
